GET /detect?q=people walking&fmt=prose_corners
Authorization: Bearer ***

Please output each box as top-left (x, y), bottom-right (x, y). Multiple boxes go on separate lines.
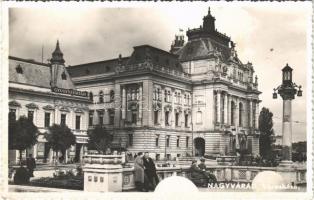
top-left (143, 152), bottom-right (159, 190)
top-left (134, 152), bottom-right (147, 191)
top-left (26, 154), bottom-right (36, 177)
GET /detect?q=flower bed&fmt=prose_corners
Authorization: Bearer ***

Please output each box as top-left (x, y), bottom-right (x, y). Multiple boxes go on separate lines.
top-left (29, 175), bottom-right (83, 190)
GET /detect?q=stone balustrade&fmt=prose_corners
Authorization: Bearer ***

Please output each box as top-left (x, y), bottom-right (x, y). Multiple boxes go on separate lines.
top-left (82, 154), bottom-right (306, 192)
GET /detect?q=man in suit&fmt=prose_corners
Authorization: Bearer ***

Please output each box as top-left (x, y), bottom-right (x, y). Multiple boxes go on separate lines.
top-left (26, 154), bottom-right (36, 177)
top-left (143, 152), bottom-right (159, 190)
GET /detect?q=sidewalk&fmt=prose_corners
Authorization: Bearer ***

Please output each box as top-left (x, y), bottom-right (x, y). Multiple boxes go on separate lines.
top-left (9, 185), bottom-right (80, 192)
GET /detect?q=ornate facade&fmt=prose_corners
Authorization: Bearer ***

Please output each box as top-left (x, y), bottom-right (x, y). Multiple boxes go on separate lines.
top-left (9, 9), bottom-right (261, 163)
top-left (68, 8), bottom-right (261, 160)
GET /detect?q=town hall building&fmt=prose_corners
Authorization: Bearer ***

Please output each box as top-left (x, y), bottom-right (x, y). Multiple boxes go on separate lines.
top-left (9, 8), bottom-right (261, 163)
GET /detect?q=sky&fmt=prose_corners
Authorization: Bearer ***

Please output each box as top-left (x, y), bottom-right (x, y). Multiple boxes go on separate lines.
top-left (8, 2), bottom-right (312, 142)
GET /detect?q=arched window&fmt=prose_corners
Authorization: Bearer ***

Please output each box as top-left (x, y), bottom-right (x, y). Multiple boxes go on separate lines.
top-left (110, 90), bottom-right (115, 102)
top-left (231, 101), bottom-right (235, 125)
top-left (89, 92), bottom-right (93, 101)
top-left (196, 111), bottom-right (202, 124)
top-left (239, 102), bottom-right (243, 126)
top-left (99, 91), bottom-right (104, 103)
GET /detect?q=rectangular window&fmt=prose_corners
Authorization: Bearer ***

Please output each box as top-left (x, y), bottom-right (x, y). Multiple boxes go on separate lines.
top-left (128, 134), bottom-right (133, 146)
top-left (61, 114), bottom-right (66, 125)
top-left (89, 111), bottom-right (93, 126)
top-left (177, 154), bottom-right (181, 158)
top-left (28, 110), bottom-right (34, 122)
top-left (166, 135), bottom-right (170, 147)
top-left (184, 114), bottom-right (189, 128)
top-left (75, 115), bottom-right (81, 130)
top-left (166, 154), bottom-right (171, 160)
top-left (186, 136), bottom-right (189, 148)
top-left (165, 111), bottom-right (169, 126)
top-left (154, 110), bottom-right (158, 125)
top-left (176, 136), bottom-right (180, 147)
top-left (9, 109), bottom-right (16, 122)
top-left (156, 154), bottom-right (160, 161)
top-left (155, 135), bottom-right (159, 147)
top-left (131, 113), bottom-right (137, 124)
top-left (44, 112), bottom-right (50, 128)
top-left (175, 113), bottom-right (179, 127)
top-left (109, 110), bottom-right (115, 125)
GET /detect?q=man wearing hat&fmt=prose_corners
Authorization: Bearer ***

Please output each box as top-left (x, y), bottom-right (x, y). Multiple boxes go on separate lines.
top-left (198, 158), bottom-right (206, 171)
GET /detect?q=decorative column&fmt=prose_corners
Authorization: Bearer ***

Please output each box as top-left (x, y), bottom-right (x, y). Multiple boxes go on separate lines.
top-left (142, 80), bottom-right (152, 126)
top-left (171, 89), bottom-right (175, 128)
top-left (249, 99), bottom-right (253, 128)
top-left (114, 84), bottom-right (121, 127)
top-left (160, 88), bottom-right (164, 126)
top-left (235, 97), bottom-right (239, 127)
top-left (92, 110), bottom-right (99, 125)
top-left (255, 101), bottom-right (259, 129)
top-left (224, 93), bottom-right (228, 124)
top-left (139, 84), bottom-right (143, 120)
top-left (228, 95), bottom-right (232, 125)
top-left (122, 86), bottom-right (126, 120)
top-left (54, 107), bottom-right (59, 124)
top-left (216, 90), bottom-right (221, 124)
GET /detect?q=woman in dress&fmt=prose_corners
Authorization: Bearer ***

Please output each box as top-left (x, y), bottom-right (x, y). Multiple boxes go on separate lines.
top-left (134, 152), bottom-right (145, 191)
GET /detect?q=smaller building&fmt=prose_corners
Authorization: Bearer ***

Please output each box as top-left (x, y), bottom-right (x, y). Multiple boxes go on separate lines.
top-left (9, 41), bottom-right (90, 164)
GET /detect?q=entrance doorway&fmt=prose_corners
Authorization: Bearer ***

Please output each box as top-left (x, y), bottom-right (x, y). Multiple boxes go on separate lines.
top-left (74, 144), bottom-right (82, 162)
top-left (194, 138), bottom-right (205, 156)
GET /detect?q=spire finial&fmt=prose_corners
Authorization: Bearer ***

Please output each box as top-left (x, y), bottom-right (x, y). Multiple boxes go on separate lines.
top-left (208, 7), bottom-right (211, 15)
top-left (50, 40), bottom-right (65, 65)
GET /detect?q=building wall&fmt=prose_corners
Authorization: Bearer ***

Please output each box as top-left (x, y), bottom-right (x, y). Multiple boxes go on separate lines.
top-left (9, 85), bottom-right (89, 164)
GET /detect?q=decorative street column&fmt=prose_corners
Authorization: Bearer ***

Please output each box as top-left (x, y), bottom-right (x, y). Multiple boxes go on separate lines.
top-left (273, 64), bottom-right (302, 166)
top-left (224, 93), bottom-right (228, 125)
top-left (216, 90), bottom-right (221, 124)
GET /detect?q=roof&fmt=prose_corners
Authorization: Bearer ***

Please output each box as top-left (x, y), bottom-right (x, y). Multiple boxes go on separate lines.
top-left (67, 57), bottom-right (129, 77)
top-left (68, 44), bottom-right (184, 77)
top-left (175, 37), bottom-right (231, 62)
top-left (9, 56), bottom-right (51, 88)
top-left (127, 45), bottom-right (183, 72)
top-left (282, 63), bottom-right (293, 71)
top-left (9, 56), bottom-right (76, 90)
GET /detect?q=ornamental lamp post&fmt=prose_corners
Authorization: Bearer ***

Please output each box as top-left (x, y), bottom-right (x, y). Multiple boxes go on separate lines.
top-left (272, 64), bottom-right (302, 166)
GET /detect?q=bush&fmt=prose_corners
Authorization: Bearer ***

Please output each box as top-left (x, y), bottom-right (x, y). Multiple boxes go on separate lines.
top-left (13, 167), bottom-right (30, 184)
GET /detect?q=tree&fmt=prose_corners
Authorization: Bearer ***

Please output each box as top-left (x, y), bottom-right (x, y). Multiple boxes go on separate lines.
top-left (87, 125), bottom-right (113, 154)
top-left (9, 116), bottom-right (38, 166)
top-left (45, 124), bottom-right (76, 163)
top-left (258, 107), bottom-right (275, 160)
